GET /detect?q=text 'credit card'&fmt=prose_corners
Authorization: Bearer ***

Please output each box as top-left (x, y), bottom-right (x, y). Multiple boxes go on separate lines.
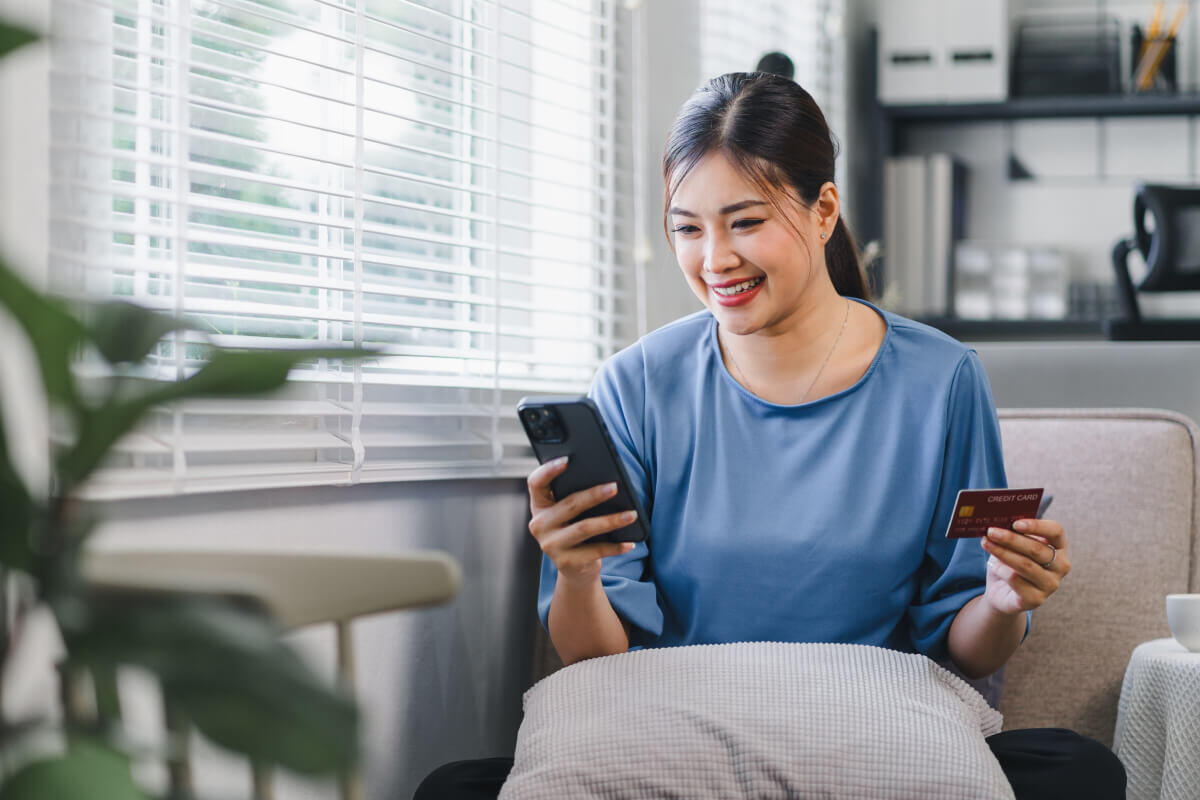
top-left (945, 488), bottom-right (1045, 539)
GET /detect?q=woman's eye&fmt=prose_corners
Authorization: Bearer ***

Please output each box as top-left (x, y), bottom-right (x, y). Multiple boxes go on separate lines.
top-left (733, 219), bottom-right (764, 230)
top-left (671, 224), bottom-right (700, 235)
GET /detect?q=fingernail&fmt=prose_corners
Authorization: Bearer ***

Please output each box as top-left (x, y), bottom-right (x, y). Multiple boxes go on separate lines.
top-left (623, 542), bottom-right (636, 551)
top-left (551, 456), bottom-right (568, 467)
top-left (621, 510), bottom-right (637, 522)
top-left (987, 527), bottom-right (1003, 539)
top-left (605, 482), bottom-right (618, 495)
top-left (1013, 520), bottom-right (1029, 531)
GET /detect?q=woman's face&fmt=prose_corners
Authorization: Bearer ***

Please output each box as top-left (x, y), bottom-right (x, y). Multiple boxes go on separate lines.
top-left (668, 151), bottom-right (838, 337)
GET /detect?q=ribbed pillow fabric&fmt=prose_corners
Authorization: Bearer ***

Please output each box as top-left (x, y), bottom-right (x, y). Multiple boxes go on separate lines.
top-left (501, 642), bottom-right (1013, 799)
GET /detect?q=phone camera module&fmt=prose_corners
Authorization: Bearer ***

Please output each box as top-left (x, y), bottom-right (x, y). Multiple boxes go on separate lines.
top-left (522, 405), bottom-right (566, 443)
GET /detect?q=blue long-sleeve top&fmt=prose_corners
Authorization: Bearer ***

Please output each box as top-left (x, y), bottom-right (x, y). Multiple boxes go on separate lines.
top-left (538, 297), bottom-right (1022, 661)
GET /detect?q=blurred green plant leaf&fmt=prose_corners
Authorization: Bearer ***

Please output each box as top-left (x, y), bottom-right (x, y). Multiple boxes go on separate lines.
top-left (0, 20), bottom-right (38, 60)
top-left (0, 400), bottom-right (36, 572)
top-left (0, 736), bottom-right (148, 800)
top-left (84, 301), bottom-right (198, 365)
top-left (66, 592), bottom-right (359, 775)
top-left (0, 257), bottom-right (86, 410)
top-left (56, 347), bottom-right (372, 487)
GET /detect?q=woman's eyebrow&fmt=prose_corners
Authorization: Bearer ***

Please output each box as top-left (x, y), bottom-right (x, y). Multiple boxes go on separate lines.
top-left (668, 200), bottom-right (767, 217)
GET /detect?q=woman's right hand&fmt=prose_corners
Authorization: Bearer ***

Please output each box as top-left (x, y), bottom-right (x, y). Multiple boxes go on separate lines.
top-left (527, 457), bottom-right (638, 585)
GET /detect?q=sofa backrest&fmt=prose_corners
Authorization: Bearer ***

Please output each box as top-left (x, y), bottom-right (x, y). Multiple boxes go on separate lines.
top-left (997, 408), bottom-right (1200, 745)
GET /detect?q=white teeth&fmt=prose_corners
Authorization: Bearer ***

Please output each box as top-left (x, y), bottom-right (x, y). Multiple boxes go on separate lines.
top-left (712, 277), bottom-right (763, 296)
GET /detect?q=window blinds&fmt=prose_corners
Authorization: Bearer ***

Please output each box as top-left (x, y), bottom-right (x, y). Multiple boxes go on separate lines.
top-left (49, 0), bottom-right (637, 498)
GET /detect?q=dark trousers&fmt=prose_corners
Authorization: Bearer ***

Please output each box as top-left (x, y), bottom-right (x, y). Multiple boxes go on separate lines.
top-left (413, 728), bottom-right (1125, 799)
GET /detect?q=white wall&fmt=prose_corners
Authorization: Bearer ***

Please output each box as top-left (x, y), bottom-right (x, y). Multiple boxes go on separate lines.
top-left (636, 0), bottom-right (708, 333)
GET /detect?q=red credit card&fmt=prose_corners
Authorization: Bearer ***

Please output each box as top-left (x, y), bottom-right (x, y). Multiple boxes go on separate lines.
top-left (945, 487), bottom-right (1045, 539)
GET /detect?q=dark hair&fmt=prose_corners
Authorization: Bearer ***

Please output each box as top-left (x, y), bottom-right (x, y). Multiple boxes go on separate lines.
top-left (662, 72), bottom-right (869, 300)
top-left (754, 51), bottom-right (794, 80)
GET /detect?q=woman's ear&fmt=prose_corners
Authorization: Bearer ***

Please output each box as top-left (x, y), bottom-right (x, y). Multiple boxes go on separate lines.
top-left (816, 182), bottom-right (840, 238)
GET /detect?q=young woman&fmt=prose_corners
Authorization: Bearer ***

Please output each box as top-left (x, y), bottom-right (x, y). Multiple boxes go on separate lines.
top-left (416, 72), bottom-right (1125, 800)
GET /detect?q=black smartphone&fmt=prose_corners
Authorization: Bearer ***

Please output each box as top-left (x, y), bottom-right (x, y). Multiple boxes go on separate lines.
top-left (517, 396), bottom-right (650, 543)
top-left (1037, 493), bottom-right (1053, 519)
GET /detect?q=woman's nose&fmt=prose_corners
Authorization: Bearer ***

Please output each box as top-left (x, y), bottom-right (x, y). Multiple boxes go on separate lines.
top-left (704, 234), bottom-right (740, 273)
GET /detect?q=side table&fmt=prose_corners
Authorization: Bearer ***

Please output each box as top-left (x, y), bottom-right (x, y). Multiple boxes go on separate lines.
top-left (1113, 638), bottom-right (1200, 800)
top-left (82, 545), bottom-right (463, 800)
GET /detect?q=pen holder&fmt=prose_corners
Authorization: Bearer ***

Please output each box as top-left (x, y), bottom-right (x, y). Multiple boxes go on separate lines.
top-left (1131, 24), bottom-right (1177, 92)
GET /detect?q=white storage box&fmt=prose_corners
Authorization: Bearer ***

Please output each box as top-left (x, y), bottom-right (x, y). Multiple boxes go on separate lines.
top-left (953, 242), bottom-right (1071, 321)
top-left (879, 0), bottom-right (1008, 104)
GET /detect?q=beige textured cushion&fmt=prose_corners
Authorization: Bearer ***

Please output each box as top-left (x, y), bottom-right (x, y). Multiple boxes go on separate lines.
top-left (997, 409), bottom-right (1200, 745)
top-left (506, 643), bottom-right (1014, 800)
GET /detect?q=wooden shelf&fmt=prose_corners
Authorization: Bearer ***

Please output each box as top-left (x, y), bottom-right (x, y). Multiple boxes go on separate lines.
top-left (883, 92), bottom-right (1200, 123)
top-left (915, 317), bottom-right (1106, 341)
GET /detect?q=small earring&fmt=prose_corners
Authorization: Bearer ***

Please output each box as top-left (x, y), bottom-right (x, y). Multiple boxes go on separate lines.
top-left (820, 232), bottom-right (827, 239)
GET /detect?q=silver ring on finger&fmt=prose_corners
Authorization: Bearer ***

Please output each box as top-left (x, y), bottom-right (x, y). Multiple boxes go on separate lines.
top-left (1040, 543), bottom-right (1057, 570)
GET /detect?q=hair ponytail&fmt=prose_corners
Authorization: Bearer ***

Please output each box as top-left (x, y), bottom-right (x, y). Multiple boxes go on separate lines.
top-left (825, 216), bottom-right (869, 300)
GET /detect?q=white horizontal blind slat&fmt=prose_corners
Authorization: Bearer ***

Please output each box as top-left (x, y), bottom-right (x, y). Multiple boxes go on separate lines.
top-left (50, 250), bottom-right (636, 305)
top-left (64, 0), bottom-right (626, 101)
top-left (49, 0), bottom-right (628, 497)
top-left (54, 136), bottom-right (628, 218)
top-left (73, 66), bottom-right (611, 154)
top-left (55, 204), bottom-right (615, 276)
top-left (52, 103), bottom-right (618, 198)
top-left (58, 153), bottom-right (629, 226)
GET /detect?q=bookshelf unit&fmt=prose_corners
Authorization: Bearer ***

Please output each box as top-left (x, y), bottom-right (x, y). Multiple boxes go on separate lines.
top-left (862, 28), bottom-right (1200, 341)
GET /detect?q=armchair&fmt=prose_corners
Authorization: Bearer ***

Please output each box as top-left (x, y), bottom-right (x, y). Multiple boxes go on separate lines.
top-left (994, 408), bottom-right (1199, 744)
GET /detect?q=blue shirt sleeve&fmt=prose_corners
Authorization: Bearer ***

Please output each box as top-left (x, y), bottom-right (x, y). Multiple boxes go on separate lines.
top-left (906, 350), bottom-right (1029, 659)
top-left (536, 347), bottom-right (664, 645)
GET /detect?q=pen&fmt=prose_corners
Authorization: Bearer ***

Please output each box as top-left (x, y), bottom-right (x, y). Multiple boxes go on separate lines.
top-left (1166, 2), bottom-right (1188, 39)
top-left (1138, 1), bottom-right (1165, 64)
top-left (1135, 3), bottom-right (1187, 91)
top-left (1147, 1), bottom-right (1165, 39)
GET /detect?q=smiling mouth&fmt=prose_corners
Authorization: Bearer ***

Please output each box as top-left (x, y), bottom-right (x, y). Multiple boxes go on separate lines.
top-left (711, 277), bottom-right (764, 297)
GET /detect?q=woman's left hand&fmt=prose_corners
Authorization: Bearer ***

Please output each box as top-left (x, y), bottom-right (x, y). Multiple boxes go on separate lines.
top-left (981, 518), bottom-right (1070, 615)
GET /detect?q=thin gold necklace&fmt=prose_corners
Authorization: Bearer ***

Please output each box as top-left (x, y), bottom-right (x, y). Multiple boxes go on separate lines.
top-left (723, 297), bottom-right (851, 404)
